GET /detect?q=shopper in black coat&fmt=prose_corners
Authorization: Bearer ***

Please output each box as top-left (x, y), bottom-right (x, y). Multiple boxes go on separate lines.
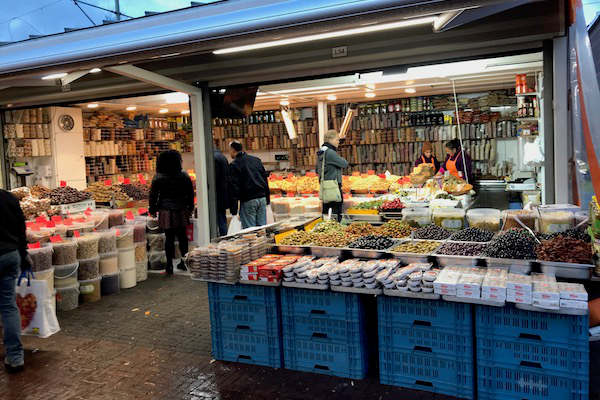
top-left (149, 150), bottom-right (194, 275)
top-left (214, 148), bottom-right (231, 236)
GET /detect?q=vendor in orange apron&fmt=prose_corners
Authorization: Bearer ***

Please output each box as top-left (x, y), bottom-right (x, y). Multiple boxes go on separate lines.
top-left (414, 141), bottom-right (440, 171)
top-left (440, 139), bottom-right (472, 181)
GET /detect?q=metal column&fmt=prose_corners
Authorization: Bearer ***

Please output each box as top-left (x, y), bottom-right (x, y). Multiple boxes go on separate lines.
top-left (553, 36), bottom-right (569, 204)
top-left (543, 40), bottom-right (555, 204)
top-left (317, 101), bottom-right (328, 145)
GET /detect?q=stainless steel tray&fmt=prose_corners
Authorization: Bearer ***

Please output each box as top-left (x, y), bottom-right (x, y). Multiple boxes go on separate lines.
top-left (389, 239), bottom-right (444, 264)
top-left (310, 246), bottom-right (344, 258)
top-left (273, 245), bottom-right (309, 254)
top-left (485, 257), bottom-right (531, 274)
top-left (348, 248), bottom-right (388, 259)
top-left (538, 260), bottom-right (592, 280)
top-left (433, 241), bottom-right (486, 267)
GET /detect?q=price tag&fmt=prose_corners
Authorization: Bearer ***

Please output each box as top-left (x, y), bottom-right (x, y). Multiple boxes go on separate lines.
top-left (124, 178), bottom-right (131, 184)
top-left (60, 180), bottom-right (67, 187)
top-left (115, 228), bottom-right (121, 237)
top-left (45, 221), bottom-right (55, 228)
top-left (51, 215), bottom-right (63, 223)
top-left (117, 176), bottom-right (125, 183)
top-left (35, 216), bottom-right (48, 224)
top-left (30, 224), bottom-right (41, 232)
top-left (137, 208), bottom-right (148, 215)
top-left (377, 174), bottom-right (386, 179)
top-left (28, 242), bottom-right (41, 249)
top-left (63, 219), bottom-right (73, 226)
top-left (104, 179), bottom-right (113, 186)
top-left (287, 192), bottom-right (296, 197)
top-left (75, 217), bottom-right (86, 223)
top-left (84, 208), bottom-right (92, 216)
top-left (366, 194), bottom-right (374, 198)
top-left (49, 235), bottom-right (63, 243)
top-left (26, 222), bottom-right (34, 228)
top-left (73, 230), bottom-right (81, 238)
top-left (138, 174), bottom-right (146, 185)
top-left (367, 170), bottom-right (375, 175)
top-left (343, 194), bottom-right (351, 200)
top-left (125, 211), bottom-right (134, 220)
top-left (352, 171), bottom-right (360, 176)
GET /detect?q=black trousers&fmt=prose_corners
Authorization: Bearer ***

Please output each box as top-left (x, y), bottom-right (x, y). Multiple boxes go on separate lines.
top-left (323, 201), bottom-right (343, 222)
top-left (165, 228), bottom-right (188, 273)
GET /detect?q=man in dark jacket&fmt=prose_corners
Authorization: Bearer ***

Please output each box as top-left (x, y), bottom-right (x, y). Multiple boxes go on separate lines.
top-left (229, 141), bottom-right (270, 229)
top-left (214, 147), bottom-right (230, 236)
top-left (0, 189), bottom-right (31, 373)
top-left (316, 130), bottom-right (348, 222)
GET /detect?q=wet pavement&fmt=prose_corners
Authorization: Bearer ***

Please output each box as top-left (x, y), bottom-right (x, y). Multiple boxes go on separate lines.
top-left (0, 275), bottom-right (459, 400)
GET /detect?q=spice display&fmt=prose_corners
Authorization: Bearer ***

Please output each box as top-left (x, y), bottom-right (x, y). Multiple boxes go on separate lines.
top-left (436, 242), bottom-right (488, 257)
top-left (118, 247), bottom-right (136, 270)
top-left (131, 222), bottom-right (146, 243)
top-left (147, 233), bottom-right (166, 252)
top-left (135, 243), bottom-right (147, 262)
top-left (56, 284), bottom-right (79, 311)
top-left (101, 273), bottom-right (120, 295)
top-left (97, 230), bottom-right (117, 253)
top-left (502, 210), bottom-right (537, 231)
top-left (108, 209), bottom-right (125, 228)
top-left (46, 186), bottom-right (91, 205)
top-left (348, 235), bottom-right (394, 250)
top-left (119, 183), bottom-right (149, 200)
top-left (432, 208), bottom-right (465, 231)
top-left (345, 222), bottom-right (376, 236)
top-left (76, 234), bottom-right (99, 259)
top-left (28, 244), bottom-right (53, 272)
top-left (311, 231), bottom-right (358, 247)
top-left (85, 182), bottom-right (129, 202)
top-left (392, 240), bottom-right (441, 254)
top-left (78, 257), bottom-right (100, 280)
top-left (89, 211), bottom-right (109, 230)
top-left (483, 228), bottom-right (537, 260)
top-left (377, 220), bottom-right (413, 238)
top-left (115, 226), bottom-right (134, 249)
top-left (449, 227), bottom-right (495, 242)
top-left (99, 252), bottom-right (118, 275)
top-left (414, 224), bottom-right (452, 240)
top-left (311, 220), bottom-right (342, 234)
top-left (539, 211), bottom-right (574, 234)
top-left (379, 198), bottom-right (405, 212)
top-left (536, 237), bottom-right (593, 264)
top-left (280, 231), bottom-right (313, 245)
top-left (52, 239), bottom-right (78, 265)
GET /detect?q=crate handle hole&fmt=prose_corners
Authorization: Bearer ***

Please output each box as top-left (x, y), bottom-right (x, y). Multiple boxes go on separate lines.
top-left (413, 320), bottom-right (431, 327)
top-left (233, 295), bottom-right (248, 301)
top-left (312, 332), bottom-right (328, 339)
top-left (236, 325), bottom-right (250, 331)
top-left (238, 355), bottom-right (251, 360)
top-left (314, 365), bottom-right (330, 371)
top-left (520, 361), bottom-right (542, 369)
top-left (310, 309), bottom-right (326, 315)
top-left (413, 346), bottom-right (432, 353)
top-left (518, 333), bottom-right (542, 341)
top-left (415, 380), bottom-right (433, 387)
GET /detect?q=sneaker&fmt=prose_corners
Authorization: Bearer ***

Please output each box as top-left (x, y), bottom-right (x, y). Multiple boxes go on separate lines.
top-left (4, 357), bottom-right (24, 374)
top-left (176, 260), bottom-right (187, 271)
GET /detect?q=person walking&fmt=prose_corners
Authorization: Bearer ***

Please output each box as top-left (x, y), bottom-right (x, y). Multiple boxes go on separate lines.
top-left (317, 129), bottom-right (348, 222)
top-left (229, 141), bottom-right (270, 229)
top-left (149, 150), bottom-right (194, 275)
top-left (0, 189), bottom-right (31, 373)
top-left (214, 146), bottom-right (231, 237)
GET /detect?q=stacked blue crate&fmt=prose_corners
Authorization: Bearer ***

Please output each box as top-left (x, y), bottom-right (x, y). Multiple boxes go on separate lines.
top-left (476, 304), bottom-right (589, 400)
top-left (208, 282), bottom-right (282, 368)
top-left (377, 296), bottom-right (474, 400)
top-left (280, 287), bottom-right (368, 379)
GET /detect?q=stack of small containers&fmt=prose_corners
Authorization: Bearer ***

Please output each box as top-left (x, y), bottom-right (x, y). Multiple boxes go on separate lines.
top-left (128, 216), bottom-right (148, 282)
top-left (76, 233), bottom-right (101, 303)
top-left (147, 232), bottom-right (166, 272)
top-left (53, 238), bottom-right (80, 311)
top-left (115, 225), bottom-right (136, 289)
top-left (98, 229), bottom-right (119, 295)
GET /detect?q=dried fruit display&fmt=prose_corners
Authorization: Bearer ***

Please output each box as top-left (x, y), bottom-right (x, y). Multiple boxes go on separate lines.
top-left (536, 237), bottom-right (592, 264)
top-left (345, 222), bottom-right (376, 236)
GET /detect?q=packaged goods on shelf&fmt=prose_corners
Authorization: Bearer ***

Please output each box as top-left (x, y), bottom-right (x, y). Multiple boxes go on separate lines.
top-left (558, 282), bottom-right (588, 301)
top-left (506, 273), bottom-right (532, 304)
top-left (187, 241), bottom-right (247, 283)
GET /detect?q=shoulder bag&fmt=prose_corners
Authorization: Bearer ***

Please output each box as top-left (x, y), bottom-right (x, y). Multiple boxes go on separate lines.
top-left (319, 149), bottom-right (342, 203)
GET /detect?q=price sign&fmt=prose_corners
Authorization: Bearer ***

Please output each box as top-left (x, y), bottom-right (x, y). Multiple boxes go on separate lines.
top-left (45, 221), bottom-right (55, 228)
top-left (138, 174), bottom-right (146, 185)
top-left (124, 178), bottom-right (131, 184)
top-left (51, 216), bottom-right (63, 223)
top-left (84, 208), bottom-right (92, 216)
top-left (49, 235), bottom-right (63, 243)
top-left (104, 179), bottom-right (112, 186)
top-left (137, 208), bottom-right (148, 215)
top-left (75, 217), bottom-right (86, 223)
top-left (115, 228), bottom-right (121, 237)
top-left (60, 180), bottom-right (67, 187)
top-left (27, 242), bottom-right (41, 249)
top-left (63, 219), bottom-right (73, 226)
top-left (35, 216), bottom-right (47, 224)
top-left (26, 222), bottom-right (34, 228)
top-left (117, 176), bottom-right (125, 183)
top-left (73, 230), bottom-right (81, 238)
top-left (125, 211), bottom-right (134, 220)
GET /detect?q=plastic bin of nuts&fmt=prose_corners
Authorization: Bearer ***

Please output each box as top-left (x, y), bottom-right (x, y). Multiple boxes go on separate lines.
top-left (114, 225), bottom-right (134, 249)
top-left (76, 234), bottom-right (99, 259)
top-left (28, 243), bottom-right (53, 272)
top-left (187, 242), bottom-right (245, 283)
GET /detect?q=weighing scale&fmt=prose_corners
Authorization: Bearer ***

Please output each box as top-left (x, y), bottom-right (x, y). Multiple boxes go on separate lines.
top-left (11, 162), bottom-right (34, 187)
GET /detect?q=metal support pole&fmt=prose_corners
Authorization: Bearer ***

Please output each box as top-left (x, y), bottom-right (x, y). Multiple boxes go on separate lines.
top-left (190, 93), bottom-right (211, 245)
top-left (115, 0), bottom-right (121, 21)
top-left (317, 101), bottom-right (328, 144)
top-left (553, 36), bottom-right (569, 204)
top-left (543, 40), bottom-right (555, 204)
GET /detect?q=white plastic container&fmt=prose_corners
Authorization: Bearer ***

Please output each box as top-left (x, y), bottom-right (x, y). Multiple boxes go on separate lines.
top-left (538, 206), bottom-right (577, 234)
top-left (34, 267), bottom-right (55, 293)
top-left (56, 283), bottom-right (79, 311)
top-left (402, 208), bottom-right (431, 227)
top-left (432, 208), bottom-right (465, 231)
top-left (467, 208), bottom-right (502, 232)
top-left (99, 251), bottom-right (119, 275)
top-left (136, 261), bottom-right (148, 282)
top-left (118, 246), bottom-right (135, 271)
top-left (54, 262), bottom-right (79, 288)
top-left (120, 266), bottom-right (137, 289)
top-left (114, 225), bottom-right (134, 249)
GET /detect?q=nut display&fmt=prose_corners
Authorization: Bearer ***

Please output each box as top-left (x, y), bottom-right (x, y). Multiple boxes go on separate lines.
top-left (449, 227), bottom-right (495, 242)
top-left (311, 220), bottom-right (342, 234)
top-left (536, 237), bottom-right (593, 264)
top-left (311, 231), bottom-right (358, 247)
top-left (392, 240), bottom-right (441, 254)
top-left (85, 182), bottom-right (129, 202)
top-left (483, 228), bottom-right (537, 260)
top-left (27, 244), bottom-right (53, 272)
top-left (10, 187), bottom-right (30, 200)
top-left (348, 235), bottom-right (395, 250)
top-left (20, 197), bottom-right (52, 220)
top-left (97, 230), bottom-right (117, 253)
top-left (76, 234), bottom-right (99, 259)
top-left (52, 239), bottom-right (78, 265)
top-left (30, 185), bottom-right (51, 199)
top-left (436, 242), bottom-right (488, 256)
top-left (119, 183), bottom-right (149, 200)
top-left (280, 231), bottom-right (314, 246)
top-left (377, 220), bottom-right (413, 238)
top-left (414, 224), bottom-right (452, 240)
top-left (345, 222), bottom-right (376, 236)
top-left (78, 257), bottom-right (99, 280)
top-left (46, 186), bottom-right (91, 205)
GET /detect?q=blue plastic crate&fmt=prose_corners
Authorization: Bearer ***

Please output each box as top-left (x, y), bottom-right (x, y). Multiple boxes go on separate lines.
top-left (282, 313), bottom-right (364, 342)
top-left (209, 296), bottom-right (280, 334)
top-left (477, 360), bottom-right (589, 400)
top-left (283, 334), bottom-right (368, 379)
top-left (207, 282), bottom-right (278, 305)
top-left (378, 322), bottom-right (473, 357)
top-left (477, 335), bottom-right (589, 374)
top-left (379, 349), bottom-right (474, 399)
top-left (280, 287), bottom-right (361, 321)
top-left (211, 327), bottom-right (282, 368)
top-left (377, 296), bottom-right (471, 330)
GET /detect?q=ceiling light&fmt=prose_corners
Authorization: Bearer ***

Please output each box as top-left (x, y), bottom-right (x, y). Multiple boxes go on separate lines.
top-left (126, 106), bottom-right (137, 111)
top-left (365, 92), bottom-right (376, 98)
top-left (326, 95), bottom-right (337, 101)
top-left (159, 108), bottom-right (169, 114)
top-left (280, 100), bottom-right (290, 106)
top-left (164, 92), bottom-right (189, 104)
top-left (181, 110), bottom-right (190, 115)
top-left (87, 103), bottom-right (99, 108)
top-left (213, 16), bottom-right (435, 54)
top-left (6, 104), bottom-right (13, 107)
top-left (89, 68), bottom-right (102, 73)
top-left (41, 72), bottom-right (68, 80)
top-left (405, 88), bottom-right (416, 94)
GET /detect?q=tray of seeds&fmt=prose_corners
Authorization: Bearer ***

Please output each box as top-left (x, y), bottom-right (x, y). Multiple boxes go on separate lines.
top-left (389, 239), bottom-right (444, 263)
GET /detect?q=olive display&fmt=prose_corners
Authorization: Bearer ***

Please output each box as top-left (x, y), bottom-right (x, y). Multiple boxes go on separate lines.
top-left (377, 220), bottom-right (413, 238)
top-left (392, 240), bottom-right (441, 254)
top-left (483, 228), bottom-right (537, 260)
top-left (449, 227), bottom-right (495, 242)
top-left (436, 242), bottom-right (488, 256)
top-left (414, 224), bottom-right (452, 240)
top-left (348, 235), bottom-right (395, 250)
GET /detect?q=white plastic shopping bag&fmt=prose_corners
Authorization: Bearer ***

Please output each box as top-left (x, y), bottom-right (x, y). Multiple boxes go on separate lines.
top-left (266, 205), bottom-right (274, 225)
top-left (227, 216), bottom-right (242, 235)
top-left (16, 271), bottom-right (60, 338)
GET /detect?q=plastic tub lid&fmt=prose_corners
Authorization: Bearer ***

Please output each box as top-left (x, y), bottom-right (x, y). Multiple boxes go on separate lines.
top-left (33, 267), bottom-right (55, 276)
top-left (467, 208), bottom-right (501, 217)
top-left (118, 246), bottom-right (135, 252)
top-left (54, 262), bottom-right (79, 279)
top-left (102, 272), bottom-right (119, 278)
top-left (99, 251), bottom-right (118, 258)
top-left (120, 265), bottom-right (136, 272)
top-left (78, 255), bottom-right (100, 263)
top-left (56, 283), bottom-right (79, 291)
top-left (134, 242), bottom-right (146, 247)
top-left (135, 260), bottom-right (148, 266)
top-left (403, 207), bottom-right (431, 215)
top-left (79, 276), bottom-right (102, 284)
top-left (433, 208), bottom-right (465, 217)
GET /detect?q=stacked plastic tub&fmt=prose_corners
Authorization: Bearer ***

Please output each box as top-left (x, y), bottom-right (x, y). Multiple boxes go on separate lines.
top-left (76, 233), bottom-right (101, 303)
top-left (115, 225), bottom-right (136, 289)
top-left (98, 229), bottom-right (119, 295)
top-left (377, 297), bottom-right (474, 399)
top-left (208, 282), bottom-right (282, 368)
top-left (281, 287), bottom-right (368, 379)
top-left (147, 229), bottom-right (166, 273)
top-left (475, 304), bottom-right (589, 400)
top-left (27, 243), bottom-right (55, 309)
top-left (128, 217), bottom-right (148, 282)
top-left (52, 238), bottom-right (79, 311)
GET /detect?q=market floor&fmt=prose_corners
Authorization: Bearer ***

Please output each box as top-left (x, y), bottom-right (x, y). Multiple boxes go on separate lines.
top-left (1, 275), bottom-right (459, 400)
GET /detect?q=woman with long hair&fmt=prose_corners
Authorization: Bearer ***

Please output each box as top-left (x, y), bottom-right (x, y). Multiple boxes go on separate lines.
top-left (149, 150), bottom-right (194, 275)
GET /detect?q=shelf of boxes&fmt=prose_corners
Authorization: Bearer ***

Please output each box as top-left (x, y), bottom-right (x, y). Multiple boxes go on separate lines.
top-left (3, 109), bottom-right (53, 158)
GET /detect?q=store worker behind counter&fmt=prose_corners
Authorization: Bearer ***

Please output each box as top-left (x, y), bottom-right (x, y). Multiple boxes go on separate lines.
top-left (229, 141), bottom-right (270, 229)
top-left (414, 141), bottom-right (440, 171)
top-left (438, 139), bottom-right (473, 182)
top-left (149, 150), bottom-right (194, 275)
top-left (316, 129), bottom-right (348, 222)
